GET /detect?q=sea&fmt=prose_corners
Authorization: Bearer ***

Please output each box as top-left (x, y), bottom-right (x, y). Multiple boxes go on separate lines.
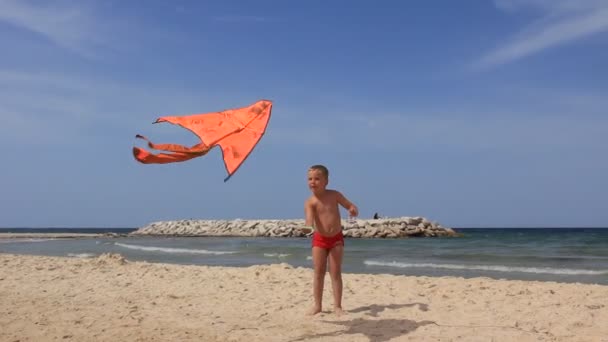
top-left (1, 227), bottom-right (607, 285)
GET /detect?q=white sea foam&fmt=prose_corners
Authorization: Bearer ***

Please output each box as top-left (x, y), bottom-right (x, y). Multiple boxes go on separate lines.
top-left (115, 243), bottom-right (237, 255)
top-left (0, 238), bottom-right (56, 244)
top-left (67, 253), bottom-right (96, 258)
top-left (263, 253), bottom-right (290, 258)
top-left (363, 260), bottom-right (608, 275)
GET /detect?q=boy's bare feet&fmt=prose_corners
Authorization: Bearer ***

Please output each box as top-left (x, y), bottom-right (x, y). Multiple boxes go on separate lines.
top-left (307, 306), bottom-right (322, 316)
top-left (334, 307), bottom-right (346, 316)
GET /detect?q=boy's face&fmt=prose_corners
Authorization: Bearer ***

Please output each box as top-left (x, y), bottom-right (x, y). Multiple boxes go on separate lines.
top-left (307, 169), bottom-right (328, 193)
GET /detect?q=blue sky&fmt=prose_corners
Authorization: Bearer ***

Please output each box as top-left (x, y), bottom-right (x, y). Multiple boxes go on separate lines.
top-left (1, 0), bottom-right (607, 228)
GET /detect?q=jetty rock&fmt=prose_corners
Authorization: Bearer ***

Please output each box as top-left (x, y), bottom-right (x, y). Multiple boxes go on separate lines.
top-left (131, 217), bottom-right (459, 238)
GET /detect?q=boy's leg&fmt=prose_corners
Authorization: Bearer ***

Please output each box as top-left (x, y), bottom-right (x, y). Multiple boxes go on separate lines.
top-left (308, 246), bottom-right (328, 315)
top-left (328, 243), bottom-right (344, 314)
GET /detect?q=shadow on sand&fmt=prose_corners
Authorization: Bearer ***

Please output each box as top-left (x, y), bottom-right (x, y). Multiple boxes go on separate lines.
top-left (289, 303), bottom-right (434, 342)
top-left (348, 302), bottom-right (429, 317)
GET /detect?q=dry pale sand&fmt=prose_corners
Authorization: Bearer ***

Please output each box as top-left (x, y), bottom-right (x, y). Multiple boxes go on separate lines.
top-left (1, 253), bottom-right (606, 342)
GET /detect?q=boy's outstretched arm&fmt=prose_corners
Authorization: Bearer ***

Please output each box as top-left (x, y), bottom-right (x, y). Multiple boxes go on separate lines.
top-left (302, 198), bottom-right (315, 234)
top-left (337, 192), bottom-right (359, 217)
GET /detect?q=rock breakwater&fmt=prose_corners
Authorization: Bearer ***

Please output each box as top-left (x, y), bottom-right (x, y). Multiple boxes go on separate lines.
top-left (131, 217), bottom-right (459, 238)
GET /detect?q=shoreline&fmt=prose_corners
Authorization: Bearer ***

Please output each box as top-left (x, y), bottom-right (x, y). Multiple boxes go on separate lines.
top-left (1, 252), bottom-right (606, 341)
top-left (0, 232), bottom-right (108, 239)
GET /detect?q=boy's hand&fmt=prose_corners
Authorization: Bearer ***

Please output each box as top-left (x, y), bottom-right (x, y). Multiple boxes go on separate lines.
top-left (348, 206), bottom-right (359, 218)
top-left (301, 226), bottom-right (314, 234)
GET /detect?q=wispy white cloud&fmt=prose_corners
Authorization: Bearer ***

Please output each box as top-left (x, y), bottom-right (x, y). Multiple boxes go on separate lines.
top-left (213, 15), bottom-right (269, 23)
top-left (338, 111), bottom-right (607, 153)
top-left (265, 124), bottom-right (333, 146)
top-left (0, 69), bottom-right (261, 146)
top-left (240, 82), bottom-right (608, 153)
top-left (263, 107), bottom-right (608, 154)
top-left (3, 66), bottom-right (606, 155)
top-left (474, 0), bottom-right (608, 69)
top-left (0, 70), bottom-right (111, 144)
top-left (0, 0), bottom-right (108, 59)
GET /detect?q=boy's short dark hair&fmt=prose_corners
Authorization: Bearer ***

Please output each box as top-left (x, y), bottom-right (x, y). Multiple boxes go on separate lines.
top-left (309, 164), bottom-right (329, 178)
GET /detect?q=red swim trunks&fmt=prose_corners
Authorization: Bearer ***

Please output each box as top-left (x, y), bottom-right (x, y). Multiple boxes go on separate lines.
top-left (312, 231), bottom-right (344, 249)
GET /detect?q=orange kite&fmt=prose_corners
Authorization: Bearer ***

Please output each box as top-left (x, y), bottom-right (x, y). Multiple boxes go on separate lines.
top-left (133, 99), bottom-right (273, 181)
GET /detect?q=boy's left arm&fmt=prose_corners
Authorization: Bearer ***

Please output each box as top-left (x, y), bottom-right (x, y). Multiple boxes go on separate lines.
top-left (337, 192), bottom-right (359, 217)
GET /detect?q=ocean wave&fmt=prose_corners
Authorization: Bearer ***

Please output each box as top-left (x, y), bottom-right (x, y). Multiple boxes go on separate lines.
top-left (436, 253), bottom-right (608, 261)
top-left (115, 243), bottom-right (237, 255)
top-left (363, 260), bottom-right (608, 275)
top-left (263, 253), bottom-right (290, 258)
top-left (67, 253), bottom-right (96, 258)
top-left (0, 238), bottom-right (56, 244)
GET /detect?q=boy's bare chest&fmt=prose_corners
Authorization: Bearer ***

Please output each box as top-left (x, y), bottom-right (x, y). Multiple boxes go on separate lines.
top-left (313, 198), bottom-right (338, 214)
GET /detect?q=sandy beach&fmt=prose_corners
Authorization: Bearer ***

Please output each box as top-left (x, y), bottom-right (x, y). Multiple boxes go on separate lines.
top-left (1, 253), bottom-right (606, 342)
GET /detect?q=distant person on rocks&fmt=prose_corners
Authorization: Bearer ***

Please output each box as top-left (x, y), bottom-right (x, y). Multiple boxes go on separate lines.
top-left (373, 212), bottom-right (379, 219)
top-left (302, 164), bottom-right (358, 316)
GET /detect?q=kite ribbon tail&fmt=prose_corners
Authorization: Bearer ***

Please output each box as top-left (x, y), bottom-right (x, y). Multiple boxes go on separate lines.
top-left (132, 135), bottom-right (209, 164)
top-left (135, 134), bottom-right (210, 154)
top-left (132, 146), bottom-right (203, 164)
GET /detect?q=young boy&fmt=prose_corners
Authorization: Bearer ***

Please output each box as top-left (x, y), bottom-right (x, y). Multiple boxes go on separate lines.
top-left (303, 164), bottom-right (359, 316)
